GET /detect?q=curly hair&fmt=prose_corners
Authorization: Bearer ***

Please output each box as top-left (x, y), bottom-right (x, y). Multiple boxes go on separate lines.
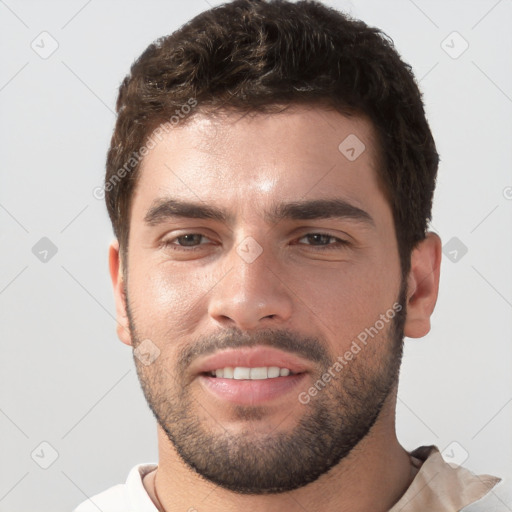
top-left (105, 0), bottom-right (439, 278)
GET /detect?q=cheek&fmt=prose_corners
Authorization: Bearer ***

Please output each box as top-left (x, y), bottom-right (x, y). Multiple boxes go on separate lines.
top-left (128, 260), bottom-right (214, 333)
top-left (292, 259), bottom-right (399, 345)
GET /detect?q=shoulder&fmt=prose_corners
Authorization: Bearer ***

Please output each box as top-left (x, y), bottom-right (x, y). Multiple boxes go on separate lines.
top-left (462, 474), bottom-right (512, 511)
top-left (72, 463), bottom-right (158, 512)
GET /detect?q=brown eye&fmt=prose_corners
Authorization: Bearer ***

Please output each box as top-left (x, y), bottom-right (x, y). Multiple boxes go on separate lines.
top-left (301, 234), bottom-right (335, 245)
top-left (297, 233), bottom-right (348, 249)
top-left (164, 234), bottom-right (210, 248)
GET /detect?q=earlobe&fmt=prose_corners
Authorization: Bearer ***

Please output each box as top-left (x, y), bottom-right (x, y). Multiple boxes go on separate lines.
top-left (108, 239), bottom-right (133, 346)
top-left (403, 232), bottom-right (442, 339)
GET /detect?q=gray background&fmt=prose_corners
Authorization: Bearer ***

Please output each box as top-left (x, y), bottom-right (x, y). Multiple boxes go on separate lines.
top-left (0, 0), bottom-right (511, 510)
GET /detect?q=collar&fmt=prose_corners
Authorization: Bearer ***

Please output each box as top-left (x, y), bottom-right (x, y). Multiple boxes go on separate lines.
top-left (389, 445), bottom-right (501, 511)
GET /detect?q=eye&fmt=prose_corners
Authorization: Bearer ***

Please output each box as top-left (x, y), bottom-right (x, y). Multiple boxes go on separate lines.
top-left (163, 233), bottom-right (211, 248)
top-left (296, 233), bottom-right (349, 250)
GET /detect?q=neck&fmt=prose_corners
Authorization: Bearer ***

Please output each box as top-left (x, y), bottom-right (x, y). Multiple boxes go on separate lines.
top-left (144, 394), bottom-right (417, 512)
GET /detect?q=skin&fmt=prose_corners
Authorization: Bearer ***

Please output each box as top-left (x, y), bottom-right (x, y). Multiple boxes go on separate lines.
top-left (109, 106), bottom-right (441, 512)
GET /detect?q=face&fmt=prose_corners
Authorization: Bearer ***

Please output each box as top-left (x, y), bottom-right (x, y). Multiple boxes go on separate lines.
top-left (116, 107), bottom-right (407, 494)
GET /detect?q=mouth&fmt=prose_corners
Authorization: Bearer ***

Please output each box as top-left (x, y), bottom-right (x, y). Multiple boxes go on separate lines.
top-left (194, 346), bottom-right (311, 376)
top-left (194, 347), bottom-right (311, 405)
top-left (199, 371), bottom-right (307, 405)
top-left (204, 366), bottom-right (300, 379)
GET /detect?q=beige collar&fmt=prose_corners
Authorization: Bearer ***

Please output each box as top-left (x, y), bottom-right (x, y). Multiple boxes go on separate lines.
top-left (390, 445), bottom-right (501, 511)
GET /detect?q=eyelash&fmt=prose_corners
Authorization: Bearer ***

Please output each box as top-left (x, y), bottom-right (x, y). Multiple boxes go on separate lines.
top-left (296, 233), bottom-right (350, 250)
top-left (161, 233), bottom-right (350, 251)
top-left (162, 234), bottom-right (210, 250)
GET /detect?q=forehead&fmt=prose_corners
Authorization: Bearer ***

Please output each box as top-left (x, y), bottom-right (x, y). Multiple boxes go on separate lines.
top-left (132, 107), bottom-right (388, 222)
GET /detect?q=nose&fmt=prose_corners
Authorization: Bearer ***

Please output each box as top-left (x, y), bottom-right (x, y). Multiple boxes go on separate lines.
top-left (208, 238), bottom-right (294, 330)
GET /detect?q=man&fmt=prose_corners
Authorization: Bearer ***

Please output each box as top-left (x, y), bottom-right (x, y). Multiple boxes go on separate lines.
top-left (74, 1), bottom-right (506, 510)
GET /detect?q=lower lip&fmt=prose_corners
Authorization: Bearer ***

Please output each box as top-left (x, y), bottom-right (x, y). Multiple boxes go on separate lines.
top-left (198, 373), bottom-right (307, 405)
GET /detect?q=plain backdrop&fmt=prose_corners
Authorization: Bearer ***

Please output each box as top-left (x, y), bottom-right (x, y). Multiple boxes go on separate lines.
top-left (0, 0), bottom-right (511, 510)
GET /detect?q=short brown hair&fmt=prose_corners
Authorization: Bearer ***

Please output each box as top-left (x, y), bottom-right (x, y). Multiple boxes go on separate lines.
top-left (105, 0), bottom-right (439, 277)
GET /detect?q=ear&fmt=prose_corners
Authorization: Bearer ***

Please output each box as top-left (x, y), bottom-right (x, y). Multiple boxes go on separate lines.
top-left (404, 232), bottom-right (442, 339)
top-left (108, 239), bottom-right (133, 346)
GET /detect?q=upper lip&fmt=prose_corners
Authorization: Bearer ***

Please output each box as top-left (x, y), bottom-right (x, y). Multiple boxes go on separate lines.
top-left (193, 346), bottom-right (312, 375)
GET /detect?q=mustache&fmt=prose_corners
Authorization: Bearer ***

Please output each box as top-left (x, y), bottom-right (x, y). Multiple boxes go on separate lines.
top-left (177, 327), bottom-right (333, 374)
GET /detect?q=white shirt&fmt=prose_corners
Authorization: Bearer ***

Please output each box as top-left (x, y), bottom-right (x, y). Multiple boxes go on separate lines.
top-left (73, 462), bottom-right (158, 512)
top-left (73, 446), bottom-right (511, 511)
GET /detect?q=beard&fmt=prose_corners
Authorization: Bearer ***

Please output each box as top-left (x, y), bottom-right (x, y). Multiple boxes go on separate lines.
top-left (126, 280), bottom-right (407, 495)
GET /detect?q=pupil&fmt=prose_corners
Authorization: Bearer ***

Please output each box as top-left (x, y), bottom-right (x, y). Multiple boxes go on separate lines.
top-left (180, 234), bottom-right (201, 246)
top-left (310, 234), bottom-right (329, 245)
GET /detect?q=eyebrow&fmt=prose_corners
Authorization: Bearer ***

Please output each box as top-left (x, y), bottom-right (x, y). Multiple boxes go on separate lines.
top-left (144, 197), bottom-right (375, 227)
top-left (267, 198), bottom-right (374, 226)
top-left (144, 199), bottom-right (229, 225)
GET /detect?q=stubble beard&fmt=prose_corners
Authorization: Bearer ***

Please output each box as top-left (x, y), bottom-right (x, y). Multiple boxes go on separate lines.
top-left (127, 281), bottom-right (407, 494)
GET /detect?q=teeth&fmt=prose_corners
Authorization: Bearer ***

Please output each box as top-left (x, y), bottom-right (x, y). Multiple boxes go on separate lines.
top-left (223, 367), bottom-right (234, 378)
top-left (267, 366), bottom-right (280, 378)
top-left (250, 367), bottom-right (267, 379)
top-left (234, 367), bottom-right (250, 379)
top-left (209, 366), bottom-right (296, 379)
